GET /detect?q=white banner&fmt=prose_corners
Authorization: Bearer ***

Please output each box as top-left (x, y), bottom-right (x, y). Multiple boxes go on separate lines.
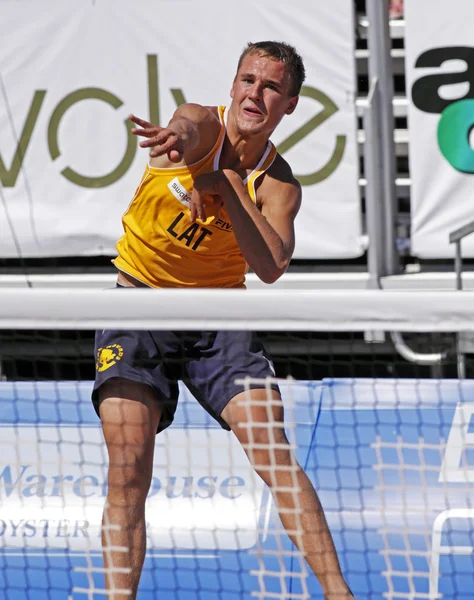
top-left (0, 0), bottom-right (361, 260)
top-left (0, 425), bottom-right (264, 552)
top-left (405, 0), bottom-right (474, 258)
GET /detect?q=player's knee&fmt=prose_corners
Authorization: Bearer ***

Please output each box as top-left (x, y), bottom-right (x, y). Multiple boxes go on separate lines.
top-left (245, 422), bottom-right (288, 449)
top-left (107, 476), bottom-right (151, 508)
top-left (233, 416), bottom-right (287, 446)
top-left (243, 428), bottom-right (292, 482)
top-left (107, 447), bottom-right (153, 502)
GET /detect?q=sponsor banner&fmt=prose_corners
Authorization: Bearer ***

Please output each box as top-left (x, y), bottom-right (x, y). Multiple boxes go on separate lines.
top-left (405, 0), bottom-right (474, 257)
top-left (1, 379), bottom-right (474, 599)
top-left (0, 427), bottom-right (263, 551)
top-left (0, 0), bottom-right (361, 260)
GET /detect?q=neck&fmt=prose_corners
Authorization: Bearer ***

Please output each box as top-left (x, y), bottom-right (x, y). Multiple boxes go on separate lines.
top-left (222, 110), bottom-right (271, 171)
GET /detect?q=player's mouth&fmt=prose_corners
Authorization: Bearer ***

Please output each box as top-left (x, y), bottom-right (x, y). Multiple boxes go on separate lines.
top-left (243, 105), bottom-right (264, 117)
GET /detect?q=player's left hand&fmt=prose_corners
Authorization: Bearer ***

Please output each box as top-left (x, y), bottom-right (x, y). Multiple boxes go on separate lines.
top-left (129, 114), bottom-right (185, 162)
top-left (190, 172), bottom-right (226, 222)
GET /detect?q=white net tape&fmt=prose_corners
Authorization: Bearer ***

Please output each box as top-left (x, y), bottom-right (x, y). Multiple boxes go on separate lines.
top-left (1, 288), bottom-right (474, 331)
top-left (1, 289), bottom-right (474, 599)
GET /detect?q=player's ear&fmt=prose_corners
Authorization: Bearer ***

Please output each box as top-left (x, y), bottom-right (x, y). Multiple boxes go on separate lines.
top-left (285, 96), bottom-right (299, 115)
top-left (230, 80), bottom-right (236, 99)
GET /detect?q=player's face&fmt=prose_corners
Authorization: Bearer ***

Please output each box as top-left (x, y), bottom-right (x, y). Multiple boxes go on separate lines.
top-left (230, 53), bottom-right (299, 137)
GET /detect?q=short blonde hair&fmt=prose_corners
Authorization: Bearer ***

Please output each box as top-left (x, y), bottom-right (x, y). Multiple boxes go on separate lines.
top-left (237, 41), bottom-right (306, 96)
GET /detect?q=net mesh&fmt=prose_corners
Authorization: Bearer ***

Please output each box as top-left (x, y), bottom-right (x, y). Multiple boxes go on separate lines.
top-left (1, 289), bottom-right (474, 600)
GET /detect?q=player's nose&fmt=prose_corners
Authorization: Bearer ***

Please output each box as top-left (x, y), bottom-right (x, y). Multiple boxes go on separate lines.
top-left (248, 82), bottom-right (263, 100)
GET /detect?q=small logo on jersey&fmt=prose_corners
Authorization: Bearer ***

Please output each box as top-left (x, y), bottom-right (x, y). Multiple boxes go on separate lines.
top-left (168, 177), bottom-right (192, 207)
top-left (212, 217), bottom-right (233, 232)
top-left (96, 344), bottom-right (124, 372)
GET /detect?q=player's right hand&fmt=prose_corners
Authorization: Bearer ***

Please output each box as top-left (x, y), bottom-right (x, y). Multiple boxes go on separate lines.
top-left (129, 115), bottom-right (185, 162)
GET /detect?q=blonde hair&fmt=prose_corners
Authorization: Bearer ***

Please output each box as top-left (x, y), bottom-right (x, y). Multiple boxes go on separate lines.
top-left (237, 41), bottom-right (306, 96)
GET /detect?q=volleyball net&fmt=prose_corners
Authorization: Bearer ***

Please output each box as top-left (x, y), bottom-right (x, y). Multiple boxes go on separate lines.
top-left (1, 288), bottom-right (474, 599)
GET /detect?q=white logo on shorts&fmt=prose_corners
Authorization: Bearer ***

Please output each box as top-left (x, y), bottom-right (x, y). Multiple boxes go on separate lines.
top-left (264, 356), bottom-right (276, 376)
top-left (167, 177), bottom-right (192, 207)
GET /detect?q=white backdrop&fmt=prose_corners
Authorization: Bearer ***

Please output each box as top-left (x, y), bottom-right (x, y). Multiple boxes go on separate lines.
top-left (405, 0), bottom-right (474, 258)
top-left (0, 0), bottom-right (361, 259)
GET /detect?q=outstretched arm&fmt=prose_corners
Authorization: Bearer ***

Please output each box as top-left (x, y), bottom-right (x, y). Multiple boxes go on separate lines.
top-left (191, 167), bottom-right (301, 284)
top-left (130, 104), bottom-right (220, 163)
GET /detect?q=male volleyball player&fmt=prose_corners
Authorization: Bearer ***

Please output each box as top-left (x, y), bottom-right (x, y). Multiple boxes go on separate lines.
top-left (93, 41), bottom-right (354, 599)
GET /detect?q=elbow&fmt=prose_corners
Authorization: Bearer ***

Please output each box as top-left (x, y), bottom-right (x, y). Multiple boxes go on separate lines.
top-left (259, 272), bottom-right (280, 285)
top-left (255, 260), bottom-right (289, 285)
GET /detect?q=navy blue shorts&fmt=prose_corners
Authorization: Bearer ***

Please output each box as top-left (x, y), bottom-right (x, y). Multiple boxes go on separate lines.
top-left (92, 325), bottom-right (279, 434)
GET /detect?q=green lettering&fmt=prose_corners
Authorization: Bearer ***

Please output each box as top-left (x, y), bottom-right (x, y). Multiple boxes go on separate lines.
top-left (0, 91), bottom-right (46, 187)
top-left (48, 87), bottom-right (136, 188)
top-left (148, 54), bottom-right (160, 126)
top-left (277, 86), bottom-right (346, 186)
top-left (438, 99), bottom-right (474, 173)
top-left (171, 89), bottom-right (187, 108)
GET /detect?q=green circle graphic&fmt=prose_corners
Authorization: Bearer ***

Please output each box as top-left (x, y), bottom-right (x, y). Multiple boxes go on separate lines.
top-left (437, 99), bottom-right (474, 174)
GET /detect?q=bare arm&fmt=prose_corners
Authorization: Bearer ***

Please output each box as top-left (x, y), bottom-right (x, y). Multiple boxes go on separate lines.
top-left (191, 166), bottom-right (301, 284)
top-left (130, 103), bottom-right (220, 164)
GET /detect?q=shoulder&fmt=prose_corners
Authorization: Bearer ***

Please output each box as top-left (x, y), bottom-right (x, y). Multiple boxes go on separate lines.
top-left (257, 153), bottom-right (302, 215)
top-left (168, 104), bottom-right (222, 166)
top-left (267, 153), bottom-right (301, 188)
top-left (171, 103), bottom-right (221, 131)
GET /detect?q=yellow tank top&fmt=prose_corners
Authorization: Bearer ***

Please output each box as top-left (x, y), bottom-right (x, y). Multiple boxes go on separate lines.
top-left (114, 106), bottom-right (277, 288)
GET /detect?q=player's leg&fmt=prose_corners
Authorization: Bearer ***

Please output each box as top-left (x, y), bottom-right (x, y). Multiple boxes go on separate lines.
top-left (99, 378), bottom-right (162, 600)
top-left (185, 330), bottom-right (354, 598)
top-left (92, 328), bottom-right (180, 599)
top-left (221, 390), bottom-right (354, 600)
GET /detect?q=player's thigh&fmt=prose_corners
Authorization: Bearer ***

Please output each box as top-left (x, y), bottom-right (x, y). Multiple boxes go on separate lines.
top-left (100, 378), bottom-right (162, 485)
top-left (93, 328), bottom-right (180, 434)
top-left (185, 330), bottom-right (280, 428)
top-left (221, 387), bottom-right (286, 447)
top-left (99, 377), bottom-right (163, 440)
top-left (222, 389), bottom-right (295, 485)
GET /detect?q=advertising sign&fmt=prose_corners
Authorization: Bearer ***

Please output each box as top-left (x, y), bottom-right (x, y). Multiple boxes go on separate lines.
top-left (2, 379), bottom-right (474, 598)
top-left (0, 0), bottom-right (361, 260)
top-left (405, 0), bottom-right (474, 257)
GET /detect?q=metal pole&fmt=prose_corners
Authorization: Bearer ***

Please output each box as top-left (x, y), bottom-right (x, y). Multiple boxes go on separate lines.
top-left (455, 240), bottom-right (462, 291)
top-left (448, 223), bottom-right (474, 378)
top-left (457, 346), bottom-right (467, 379)
top-left (364, 78), bottom-right (385, 289)
top-left (390, 332), bottom-right (446, 366)
top-left (454, 240), bottom-right (466, 378)
top-left (366, 0), bottom-right (399, 275)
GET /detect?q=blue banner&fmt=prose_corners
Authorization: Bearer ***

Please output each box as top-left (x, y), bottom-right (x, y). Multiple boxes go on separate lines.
top-left (1, 379), bottom-right (473, 599)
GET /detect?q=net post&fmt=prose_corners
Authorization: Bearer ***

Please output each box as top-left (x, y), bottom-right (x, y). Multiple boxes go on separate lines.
top-left (454, 240), bottom-right (463, 291)
top-left (363, 78), bottom-right (387, 344)
top-left (364, 76), bottom-right (385, 288)
top-left (366, 0), bottom-right (399, 276)
top-left (453, 237), bottom-right (465, 377)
